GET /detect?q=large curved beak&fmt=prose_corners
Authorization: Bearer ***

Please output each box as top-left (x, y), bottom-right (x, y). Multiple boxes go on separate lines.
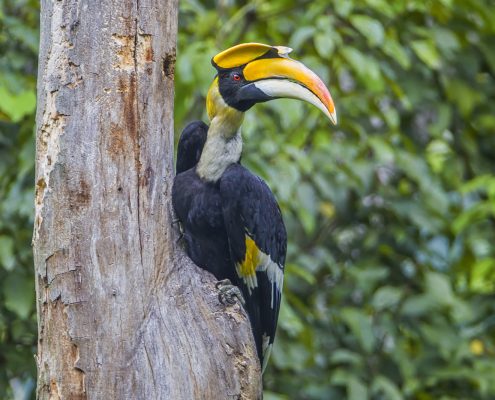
top-left (238, 57), bottom-right (337, 124)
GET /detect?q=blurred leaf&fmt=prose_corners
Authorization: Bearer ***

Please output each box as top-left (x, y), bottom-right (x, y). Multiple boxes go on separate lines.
top-left (443, 78), bottom-right (484, 117)
top-left (329, 349), bottom-right (363, 366)
top-left (411, 40), bottom-right (442, 69)
top-left (347, 376), bottom-right (368, 400)
top-left (372, 286), bottom-right (403, 310)
top-left (382, 36), bottom-right (411, 69)
top-left (469, 258), bottom-right (495, 293)
top-left (425, 272), bottom-right (455, 306)
top-left (371, 376), bottom-right (403, 400)
top-left (341, 47), bottom-right (384, 92)
top-left (341, 308), bottom-right (376, 353)
top-left (3, 273), bottom-right (34, 320)
top-left (0, 86), bottom-right (36, 122)
top-left (401, 294), bottom-right (435, 316)
top-left (290, 27), bottom-right (315, 50)
top-left (0, 235), bottom-right (15, 271)
top-left (426, 139), bottom-right (451, 173)
top-left (278, 299), bottom-right (305, 337)
top-left (314, 33), bottom-right (335, 58)
top-left (350, 15), bottom-right (384, 46)
top-left (286, 263), bottom-right (317, 285)
top-left (264, 392), bottom-right (289, 400)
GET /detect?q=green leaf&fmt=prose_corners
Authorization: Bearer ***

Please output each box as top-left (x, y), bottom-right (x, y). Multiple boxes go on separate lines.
top-left (0, 86), bottom-right (36, 122)
top-left (372, 286), bottom-right (403, 310)
top-left (350, 15), bottom-right (385, 46)
top-left (411, 40), bottom-right (442, 69)
top-left (314, 33), bottom-right (335, 58)
top-left (0, 235), bottom-right (15, 271)
top-left (285, 263), bottom-right (317, 285)
top-left (401, 294), bottom-right (435, 316)
top-left (372, 376), bottom-right (403, 400)
top-left (368, 137), bottom-right (396, 164)
top-left (296, 182), bottom-right (317, 234)
top-left (443, 79), bottom-right (484, 117)
top-left (341, 48), bottom-right (384, 91)
top-left (426, 139), bottom-right (451, 173)
top-left (278, 299), bottom-right (305, 337)
top-left (329, 349), bottom-right (363, 366)
top-left (433, 27), bottom-right (460, 56)
top-left (382, 36), bottom-right (411, 69)
top-left (3, 273), bottom-right (34, 320)
top-left (341, 308), bottom-right (376, 352)
top-left (425, 272), bottom-right (455, 306)
top-left (469, 258), bottom-right (495, 293)
top-left (263, 392), bottom-right (289, 400)
top-left (348, 376), bottom-right (368, 400)
top-left (290, 27), bottom-right (315, 50)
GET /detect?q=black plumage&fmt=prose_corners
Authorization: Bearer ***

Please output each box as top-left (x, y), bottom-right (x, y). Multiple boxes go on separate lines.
top-left (172, 121), bottom-right (287, 369)
top-left (176, 121), bottom-right (208, 174)
top-left (220, 164), bottom-right (287, 362)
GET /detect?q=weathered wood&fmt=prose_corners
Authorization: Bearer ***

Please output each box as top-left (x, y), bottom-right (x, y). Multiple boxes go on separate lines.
top-left (33, 1), bottom-right (262, 398)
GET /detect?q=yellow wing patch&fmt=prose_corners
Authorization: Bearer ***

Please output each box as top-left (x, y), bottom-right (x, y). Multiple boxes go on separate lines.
top-left (236, 235), bottom-right (284, 299)
top-left (236, 236), bottom-right (260, 292)
top-left (238, 236), bottom-right (260, 278)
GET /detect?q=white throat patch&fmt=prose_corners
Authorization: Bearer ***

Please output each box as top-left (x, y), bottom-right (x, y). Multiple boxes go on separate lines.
top-left (196, 130), bottom-right (243, 182)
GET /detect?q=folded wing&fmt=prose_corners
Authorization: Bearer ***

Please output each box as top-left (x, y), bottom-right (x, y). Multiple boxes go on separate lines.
top-left (220, 163), bottom-right (287, 371)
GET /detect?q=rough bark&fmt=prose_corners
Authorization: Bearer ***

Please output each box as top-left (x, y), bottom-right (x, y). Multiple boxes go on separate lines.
top-left (33, 1), bottom-right (262, 399)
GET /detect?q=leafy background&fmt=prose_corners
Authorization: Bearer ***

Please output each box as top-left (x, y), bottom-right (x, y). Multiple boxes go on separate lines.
top-left (1, 0), bottom-right (495, 398)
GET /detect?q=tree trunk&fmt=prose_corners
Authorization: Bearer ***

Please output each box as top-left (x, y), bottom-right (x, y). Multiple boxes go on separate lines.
top-left (33, 1), bottom-right (262, 399)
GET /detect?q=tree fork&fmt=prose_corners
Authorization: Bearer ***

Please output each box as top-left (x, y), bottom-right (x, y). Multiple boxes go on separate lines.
top-left (33, 1), bottom-right (261, 398)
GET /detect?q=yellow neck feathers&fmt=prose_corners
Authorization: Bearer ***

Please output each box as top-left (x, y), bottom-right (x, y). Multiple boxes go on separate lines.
top-left (206, 77), bottom-right (244, 138)
top-left (196, 78), bottom-right (245, 181)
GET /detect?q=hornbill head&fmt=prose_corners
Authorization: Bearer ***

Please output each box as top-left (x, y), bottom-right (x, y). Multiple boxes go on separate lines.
top-left (207, 43), bottom-right (337, 124)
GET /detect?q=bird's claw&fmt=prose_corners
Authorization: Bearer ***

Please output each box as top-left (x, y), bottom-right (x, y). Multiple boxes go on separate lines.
top-left (176, 231), bottom-right (184, 244)
top-left (216, 279), bottom-right (245, 306)
top-left (172, 218), bottom-right (185, 244)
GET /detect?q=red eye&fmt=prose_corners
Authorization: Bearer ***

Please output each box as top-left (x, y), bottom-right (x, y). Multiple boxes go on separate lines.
top-left (233, 74), bottom-right (241, 81)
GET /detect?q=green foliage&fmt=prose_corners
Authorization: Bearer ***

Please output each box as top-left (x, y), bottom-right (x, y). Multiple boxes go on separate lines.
top-left (178, 0), bottom-right (495, 398)
top-left (2, 0), bottom-right (495, 398)
top-left (0, 0), bottom-right (39, 398)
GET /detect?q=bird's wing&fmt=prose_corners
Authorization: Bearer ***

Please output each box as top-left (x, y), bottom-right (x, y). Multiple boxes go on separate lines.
top-left (219, 163), bottom-right (287, 371)
top-left (176, 120), bottom-right (208, 174)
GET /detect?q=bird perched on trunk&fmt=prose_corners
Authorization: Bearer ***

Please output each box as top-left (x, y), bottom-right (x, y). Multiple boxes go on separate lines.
top-left (172, 43), bottom-right (336, 372)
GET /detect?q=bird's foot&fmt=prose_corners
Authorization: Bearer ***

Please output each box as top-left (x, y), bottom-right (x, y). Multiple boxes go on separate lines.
top-left (172, 218), bottom-right (185, 244)
top-left (175, 231), bottom-right (184, 244)
top-left (216, 279), bottom-right (245, 306)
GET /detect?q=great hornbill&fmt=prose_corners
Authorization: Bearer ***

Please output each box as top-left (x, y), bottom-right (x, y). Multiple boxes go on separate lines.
top-left (172, 43), bottom-right (336, 371)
